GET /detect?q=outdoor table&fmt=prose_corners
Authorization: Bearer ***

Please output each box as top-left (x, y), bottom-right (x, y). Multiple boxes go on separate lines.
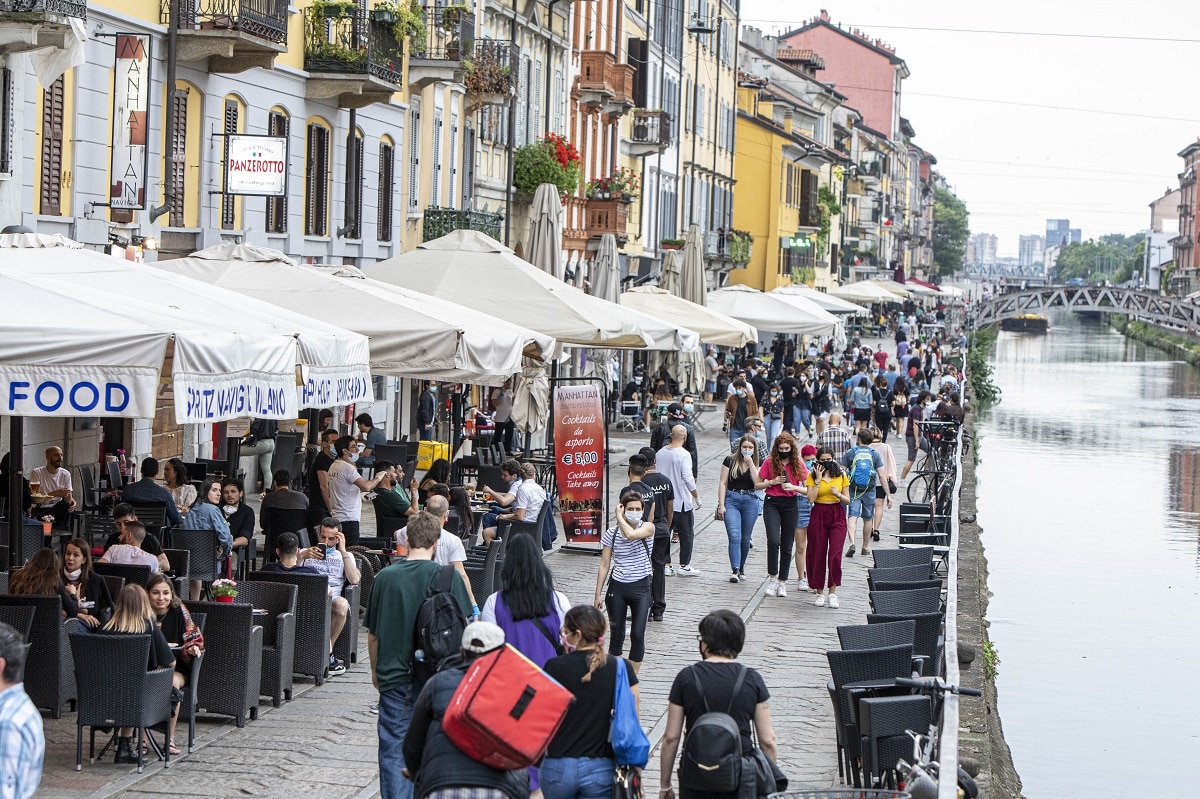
top-left (844, 677), bottom-right (910, 728)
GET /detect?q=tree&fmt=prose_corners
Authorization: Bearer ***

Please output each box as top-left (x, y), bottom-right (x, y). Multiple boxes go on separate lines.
top-left (932, 188), bottom-right (969, 278)
top-left (1051, 234), bottom-right (1140, 283)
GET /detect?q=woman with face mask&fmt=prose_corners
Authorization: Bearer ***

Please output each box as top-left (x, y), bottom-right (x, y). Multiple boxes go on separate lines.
top-left (754, 433), bottom-right (808, 598)
top-left (62, 536), bottom-right (114, 628)
top-left (761, 382), bottom-right (785, 450)
top-left (722, 378), bottom-right (761, 452)
top-left (716, 435), bottom-right (761, 583)
top-left (542, 605), bottom-right (641, 799)
top-left (594, 491), bottom-right (656, 673)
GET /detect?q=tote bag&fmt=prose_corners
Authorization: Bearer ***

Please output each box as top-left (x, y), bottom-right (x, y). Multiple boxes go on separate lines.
top-left (611, 657), bottom-right (650, 767)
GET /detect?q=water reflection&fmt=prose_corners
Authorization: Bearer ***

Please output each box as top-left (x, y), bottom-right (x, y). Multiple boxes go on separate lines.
top-left (976, 311), bottom-right (1200, 798)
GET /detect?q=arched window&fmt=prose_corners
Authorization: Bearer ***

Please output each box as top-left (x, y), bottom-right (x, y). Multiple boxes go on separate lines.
top-left (305, 117), bottom-right (331, 236)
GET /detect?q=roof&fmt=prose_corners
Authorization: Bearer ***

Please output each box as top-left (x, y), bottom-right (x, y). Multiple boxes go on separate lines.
top-left (735, 106), bottom-right (851, 165)
top-left (781, 12), bottom-right (910, 76)
top-left (739, 41), bottom-right (849, 103)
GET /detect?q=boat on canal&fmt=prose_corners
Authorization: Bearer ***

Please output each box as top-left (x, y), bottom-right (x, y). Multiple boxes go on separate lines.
top-left (1000, 314), bottom-right (1050, 334)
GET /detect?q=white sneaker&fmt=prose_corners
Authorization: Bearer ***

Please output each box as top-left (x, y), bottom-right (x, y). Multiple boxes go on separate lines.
top-left (776, 582), bottom-right (787, 598)
top-left (798, 578), bottom-right (810, 591)
top-left (765, 578), bottom-right (778, 597)
top-left (677, 565), bottom-right (699, 577)
top-left (664, 564), bottom-right (676, 576)
top-left (814, 592), bottom-right (826, 607)
top-left (828, 594), bottom-right (840, 609)
top-left (729, 571), bottom-right (740, 584)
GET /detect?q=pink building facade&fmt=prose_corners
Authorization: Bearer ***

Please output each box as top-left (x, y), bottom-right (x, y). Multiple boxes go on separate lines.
top-left (780, 10), bottom-right (909, 140)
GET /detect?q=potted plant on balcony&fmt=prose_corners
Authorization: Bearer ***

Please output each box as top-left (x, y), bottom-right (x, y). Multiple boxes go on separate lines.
top-left (513, 132), bottom-right (582, 199)
top-left (661, 238), bottom-right (684, 250)
top-left (313, 0), bottom-right (358, 19)
top-left (464, 53), bottom-right (511, 103)
top-left (371, 0), bottom-right (399, 24)
top-left (608, 167), bottom-right (640, 202)
top-left (393, 0), bottom-right (426, 55)
top-left (440, 2), bottom-right (470, 29)
top-left (729, 229), bottom-right (752, 264)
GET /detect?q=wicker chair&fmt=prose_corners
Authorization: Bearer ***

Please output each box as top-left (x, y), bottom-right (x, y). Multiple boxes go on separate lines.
top-left (234, 582), bottom-right (297, 707)
top-left (348, 546), bottom-right (380, 609)
top-left (85, 516), bottom-right (119, 550)
top-left (870, 578), bottom-right (942, 593)
top-left (838, 619), bottom-right (925, 676)
top-left (69, 632), bottom-right (175, 773)
top-left (0, 604), bottom-right (35, 640)
top-left (129, 502), bottom-right (168, 543)
top-left (333, 578), bottom-right (362, 665)
top-left (186, 601), bottom-right (264, 727)
top-left (247, 571), bottom-right (332, 685)
top-left (93, 561), bottom-right (154, 588)
top-left (171, 528), bottom-right (221, 589)
top-left (859, 695), bottom-right (932, 787)
top-left (871, 546), bottom-right (934, 569)
top-left (868, 612), bottom-right (945, 677)
top-left (12, 524), bottom-right (44, 566)
top-left (464, 538), bottom-right (505, 602)
top-left (826, 643), bottom-right (914, 787)
top-left (867, 564), bottom-right (935, 591)
top-left (160, 610), bottom-right (206, 752)
top-left (0, 595), bottom-right (76, 717)
top-left (99, 574), bottom-right (125, 601)
top-left (260, 507), bottom-right (308, 564)
top-left (870, 587), bottom-right (943, 616)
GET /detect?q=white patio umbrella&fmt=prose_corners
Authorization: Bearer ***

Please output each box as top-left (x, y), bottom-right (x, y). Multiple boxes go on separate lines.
top-left (162, 244), bottom-right (555, 386)
top-left (680, 224), bottom-right (708, 306)
top-left (659, 249), bottom-right (681, 295)
top-left (584, 233), bottom-right (621, 383)
top-left (771, 284), bottom-right (868, 315)
top-left (869, 278), bottom-right (914, 299)
top-left (762, 288), bottom-right (842, 328)
top-left (527, 183), bottom-right (565, 282)
top-left (621, 288), bottom-right (757, 347)
top-left (368, 230), bottom-right (697, 351)
top-left (511, 361), bottom-right (550, 446)
top-left (709, 284), bottom-right (838, 336)
top-left (0, 234), bottom-right (372, 422)
top-left (828, 280), bottom-right (900, 304)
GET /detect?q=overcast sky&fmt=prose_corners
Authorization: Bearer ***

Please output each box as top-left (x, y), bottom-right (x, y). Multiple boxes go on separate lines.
top-left (736, 0), bottom-right (1199, 256)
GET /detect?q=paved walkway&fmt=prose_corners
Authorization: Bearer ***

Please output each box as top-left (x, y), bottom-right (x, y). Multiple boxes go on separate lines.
top-left (37, 351), bottom-right (909, 797)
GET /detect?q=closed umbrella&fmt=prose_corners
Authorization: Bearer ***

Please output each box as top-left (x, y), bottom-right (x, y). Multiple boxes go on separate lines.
top-left (681, 224), bottom-right (707, 306)
top-left (659, 249), bottom-right (681, 295)
top-left (527, 183), bottom-right (565, 282)
top-left (585, 233), bottom-right (621, 384)
top-left (511, 361), bottom-right (550, 455)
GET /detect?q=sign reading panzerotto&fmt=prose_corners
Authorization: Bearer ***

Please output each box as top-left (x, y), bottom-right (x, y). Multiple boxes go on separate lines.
top-left (553, 384), bottom-right (606, 544)
top-left (109, 35), bottom-right (151, 210)
top-left (225, 134), bottom-right (288, 196)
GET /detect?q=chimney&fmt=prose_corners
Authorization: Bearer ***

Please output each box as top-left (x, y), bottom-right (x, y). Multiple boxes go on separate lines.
top-left (819, 9), bottom-right (830, 22)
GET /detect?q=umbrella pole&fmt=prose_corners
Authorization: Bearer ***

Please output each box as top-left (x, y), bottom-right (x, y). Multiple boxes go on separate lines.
top-left (7, 416), bottom-right (22, 570)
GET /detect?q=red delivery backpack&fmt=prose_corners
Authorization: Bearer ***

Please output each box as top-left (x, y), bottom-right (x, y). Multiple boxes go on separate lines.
top-left (442, 644), bottom-right (575, 770)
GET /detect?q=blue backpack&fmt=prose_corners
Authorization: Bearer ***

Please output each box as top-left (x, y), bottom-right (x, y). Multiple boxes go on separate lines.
top-left (848, 446), bottom-right (875, 488)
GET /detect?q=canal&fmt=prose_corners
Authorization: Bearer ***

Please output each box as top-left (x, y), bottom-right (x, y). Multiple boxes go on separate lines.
top-left (975, 311), bottom-right (1200, 797)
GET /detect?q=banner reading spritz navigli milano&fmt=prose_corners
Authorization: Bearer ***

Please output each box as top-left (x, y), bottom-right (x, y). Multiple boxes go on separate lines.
top-left (553, 383), bottom-right (606, 544)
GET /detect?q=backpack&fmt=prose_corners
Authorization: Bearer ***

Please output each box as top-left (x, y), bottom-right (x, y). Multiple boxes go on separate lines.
top-left (874, 389), bottom-right (890, 416)
top-left (850, 383), bottom-right (871, 410)
top-left (848, 446), bottom-right (875, 488)
top-left (411, 564), bottom-right (467, 689)
top-left (678, 665), bottom-right (749, 794)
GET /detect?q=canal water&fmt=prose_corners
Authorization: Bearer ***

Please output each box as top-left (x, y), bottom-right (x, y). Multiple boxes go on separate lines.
top-left (975, 311), bottom-right (1200, 797)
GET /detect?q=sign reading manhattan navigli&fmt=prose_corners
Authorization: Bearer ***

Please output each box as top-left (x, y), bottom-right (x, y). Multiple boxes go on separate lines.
top-left (225, 134), bottom-right (288, 197)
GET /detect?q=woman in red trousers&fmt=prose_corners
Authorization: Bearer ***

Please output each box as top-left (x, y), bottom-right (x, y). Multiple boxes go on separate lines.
top-left (804, 447), bottom-right (850, 609)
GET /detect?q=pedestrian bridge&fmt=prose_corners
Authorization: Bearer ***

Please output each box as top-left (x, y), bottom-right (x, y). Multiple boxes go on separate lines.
top-left (976, 285), bottom-right (1200, 331)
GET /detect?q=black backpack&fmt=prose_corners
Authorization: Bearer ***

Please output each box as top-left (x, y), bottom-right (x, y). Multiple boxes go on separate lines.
top-left (410, 564), bottom-right (467, 689)
top-left (678, 665), bottom-right (749, 793)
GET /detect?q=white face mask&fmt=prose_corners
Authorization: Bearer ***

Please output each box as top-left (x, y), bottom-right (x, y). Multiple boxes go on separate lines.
top-left (624, 510), bottom-right (643, 524)
top-left (223, 504), bottom-right (239, 515)
top-left (65, 568), bottom-right (82, 581)
top-left (348, 452), bottom-right (359, 463)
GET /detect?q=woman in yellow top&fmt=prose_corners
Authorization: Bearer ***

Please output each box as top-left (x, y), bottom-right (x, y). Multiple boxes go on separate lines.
top-left (804, 447), bottom-right (850, 608)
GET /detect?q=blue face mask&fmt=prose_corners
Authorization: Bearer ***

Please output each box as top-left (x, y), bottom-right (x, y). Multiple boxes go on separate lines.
top-left (683, 403), bottom-right (695, 413)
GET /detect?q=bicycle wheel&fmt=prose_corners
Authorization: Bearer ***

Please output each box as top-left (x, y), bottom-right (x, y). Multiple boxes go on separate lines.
top-left (907, 473), bottom-right (935, 504)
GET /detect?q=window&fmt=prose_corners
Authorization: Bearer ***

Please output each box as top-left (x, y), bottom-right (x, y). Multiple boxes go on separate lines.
top-left (0, 68), bottom-right (12, 174)
top-left (553, 69), bottom-right (565, 133)
top-left (305, 122), bottom-right (330, 236)
top-left (169, 88), bottom-right (189, 228)
top-left (408, 101), bottom-right (421, 211)
top-left (448, 113), bottom-right (458, 210)
top-left (531, 60), bottom-right (543, 140)
top-left (266, 109), bottom-right (288, 233)
top-left (800, 169), bottom-right (818, 226)
top-left (346, 129), bottom-right (364, 239)
top-left (221, 98), bottom-right (240, 229)
top-left (39, 76), bottom-right (65, 216)
top-left (378, 139), bottom-right (394, 241)
top-left (515, 55), bottom-right (530, 146)
top-left (431, 109), bottom-right (443, 207)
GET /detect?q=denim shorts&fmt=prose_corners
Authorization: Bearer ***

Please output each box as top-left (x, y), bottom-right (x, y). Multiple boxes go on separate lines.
top-left (797, 494), bottom-right (812, 528)
top-left (848, 490), bottom-right (876, 519)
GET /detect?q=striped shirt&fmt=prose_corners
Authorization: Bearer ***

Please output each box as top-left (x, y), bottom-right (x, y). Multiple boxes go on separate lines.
top-left (601, 526), bottom-right (652, 584)
top-left (0, 684), bottom-right (44, 799)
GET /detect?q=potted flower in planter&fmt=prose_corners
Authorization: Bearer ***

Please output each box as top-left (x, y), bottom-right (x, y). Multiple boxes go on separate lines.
top-left (661, 237), bottom-right (684, 250)
top-left (212, 579), bottom-right (239, 603)
top-left (513, 132), bottom-right (582, 199)
top-left (371, 0), bottom-right (399, 25)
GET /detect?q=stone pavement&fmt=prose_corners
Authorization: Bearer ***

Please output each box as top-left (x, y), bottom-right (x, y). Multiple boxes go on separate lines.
top-left (36, 352), bottom-right (910, 797)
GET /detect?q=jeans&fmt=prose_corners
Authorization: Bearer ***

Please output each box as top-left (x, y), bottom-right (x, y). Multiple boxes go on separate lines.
top-left (378, 685), bottom-right (415, 799)
top-left (792, 406), bottom-right (812, 434)
top-left (672, 509), bottom-right (695, 567)
top-left (606, 576), bottom-right (651, 662)
top-left (541, 756), bottom-right (616, 799)
top-left (762, 495), bottom-right (798, 580)
top-left (723, 491), bottom-right (758, 571)
top-left (728, 427), bottom-right (745, 450)
top-left (420, 424), bottom-right (433, 442)
top-left (765, 415), bottom-right (783, 449)
top-left (651, 528), bottom-right (670, 616)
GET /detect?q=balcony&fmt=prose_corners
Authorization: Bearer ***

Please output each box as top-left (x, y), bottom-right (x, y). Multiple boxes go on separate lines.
top-left (799, 204), bottom-right (821, 229)
top-left (628, 109), bottom-right (671, 157)
top-left (422, 206), bottom-right (502, 242)
top-left (704, 229), bottom-right (752, 267)
top-left (162, 0), bottom-right (287, 73)
top-left (409, 5), bottom-right (474, 88)
top-left (584, 197), bottom-right (630, 244)
top-left (0, 0), bottom-right (86, 56)
top-left (464, 39), bottom-right (517, 110)
top-left (1179, 203), bottom-right (1192, 218)
top-left (304, 5), bottom-right (404, 109)
top-left (577, 50), bottom-right (636, 117)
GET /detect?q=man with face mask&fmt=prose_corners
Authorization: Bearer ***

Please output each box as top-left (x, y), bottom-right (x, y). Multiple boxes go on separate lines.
top-left (327, 435), bottom-right (386, 547)
top-left (418, 382), bottom-right (438, 442)
top-left (722, 379), bottom-right (761, 452)
top-left (307, 428), bottom-right (340, 533)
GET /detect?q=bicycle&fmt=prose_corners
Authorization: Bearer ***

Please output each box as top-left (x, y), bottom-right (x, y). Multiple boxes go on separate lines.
top-left (894, 676), bottom-right (982, 799)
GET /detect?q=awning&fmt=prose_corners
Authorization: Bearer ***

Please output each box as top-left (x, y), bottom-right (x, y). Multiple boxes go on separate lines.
top-left (869, 279), bottom-right (914, 299)
top-left (770, 285), bottom-right (869, 315)
top-left (708, 284), bottom-right (837, 336)
top-left (621, 287), bottom-right (757, 347)
top-left (828, 280), bottom-right (901, 304)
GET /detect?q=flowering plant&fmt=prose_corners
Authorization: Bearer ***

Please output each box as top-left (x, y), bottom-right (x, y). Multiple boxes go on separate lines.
top-left (211, 579), bottom-right (238, 598)
top-left (585, 167), bottom-right (641, 200)
top-left (513, 133), bottom-right (583, 198)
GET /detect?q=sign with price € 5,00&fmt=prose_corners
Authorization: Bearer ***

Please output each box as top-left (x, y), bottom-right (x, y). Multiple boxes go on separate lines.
top-left (553, 384), bottom-right (606, 544)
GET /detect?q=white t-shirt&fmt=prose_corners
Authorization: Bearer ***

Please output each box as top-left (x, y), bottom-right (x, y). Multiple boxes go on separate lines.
top-left (102, 544), bottom-right (160, 572)
top-left (513, 479), bottom-right (546, 522)
top-left (394, 527), bottom-right (468, 566)
top-left (29, 465), bottom-right (72, 496)
top-left (480, 590), bottom-right (571, 626)
top-left (327, 459), bottom-right (363, 522)
top-left (307, 549), bottom-right (346, 595)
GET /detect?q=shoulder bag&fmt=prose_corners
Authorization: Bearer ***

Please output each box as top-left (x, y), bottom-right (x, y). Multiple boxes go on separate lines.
top-left (611, 656), bottom-right (650, 767)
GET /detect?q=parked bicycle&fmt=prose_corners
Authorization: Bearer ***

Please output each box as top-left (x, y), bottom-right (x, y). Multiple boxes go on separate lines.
top-left (894, 676), bottom-right (982, 799)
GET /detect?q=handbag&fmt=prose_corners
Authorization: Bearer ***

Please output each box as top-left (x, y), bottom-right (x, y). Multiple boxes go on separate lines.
top-left (612, 765), bottom-right (643, 799)
top-left (887, 477), bottom-right (898, 495)
top-left (611, 656), bottom-right (651, 767)
top-left (743, 720), bottom-right (787, 799)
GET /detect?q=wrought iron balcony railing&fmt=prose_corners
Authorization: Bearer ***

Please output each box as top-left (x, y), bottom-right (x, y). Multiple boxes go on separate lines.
top-left (630, 109), bottom-right (671, 147)
top-left (304, 5), bottom-right (404, 86)
top-left (422, 206), bottom-right (502, 242)
top-left (411, 5), bottom-right (474, 60)
top-left (0, 0), bottom-right (86, 18)
top-left (161, 0), bottom-right (287, 44)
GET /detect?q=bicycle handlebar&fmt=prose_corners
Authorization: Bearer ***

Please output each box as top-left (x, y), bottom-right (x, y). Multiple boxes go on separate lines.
top-left (896, 676), bottom-right (983, 697)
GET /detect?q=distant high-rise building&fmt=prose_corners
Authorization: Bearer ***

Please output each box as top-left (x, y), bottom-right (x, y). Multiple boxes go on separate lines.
top-left (1018, 235), bottom-right (1045, 268)
top-left (967, 233), bottom-right (998, 266)
top-left (1046, 218), bottom-right (1078, 247)
top-left (1069, 228), bottom-right (1082, 244)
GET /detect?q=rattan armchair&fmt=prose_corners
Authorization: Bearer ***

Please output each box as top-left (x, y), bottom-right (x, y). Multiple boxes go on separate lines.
top-left (186, 601), bottom-right (264, 727)
top-left (234, 581), bottom-right (297, 706)
top-left (247, 571), bottom-right (332, 685)
top-left (0, 594), bottom-right (76, 716)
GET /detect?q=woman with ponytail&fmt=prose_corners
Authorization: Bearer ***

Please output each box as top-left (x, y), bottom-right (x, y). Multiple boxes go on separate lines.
top-left (542, 605), bottom-right (641, 799)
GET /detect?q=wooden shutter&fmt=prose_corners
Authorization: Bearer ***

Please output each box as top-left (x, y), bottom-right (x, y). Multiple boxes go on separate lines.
top-left (221, 98), bottom-right (239, 229)
top-left (0, 68), bottom-right (12, 174)
top-left (629, 38), bottom-right (648, 109)
top-left (169, 88), bottom-right (189, 228)
top-left (460, 123), bottom-right (474, 209)
top-left (306, 123), bottom-right (329, 236)
top-left (266, 111), bottom-right (288, 233)
top-left (39, 76), bottom-right (65, 216)
top-left (448, 114), bottom-right (458, 210)
top-left (378, 141), bottom-right (394, 241)
top-left (431, 110), bottom-right (442, 207)
top-left (514, 57), bottom-right (528, 146)
top-left (408, 102), bottom-right (420, 210)
top-left (349, 132), bottom-right (364, 239)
